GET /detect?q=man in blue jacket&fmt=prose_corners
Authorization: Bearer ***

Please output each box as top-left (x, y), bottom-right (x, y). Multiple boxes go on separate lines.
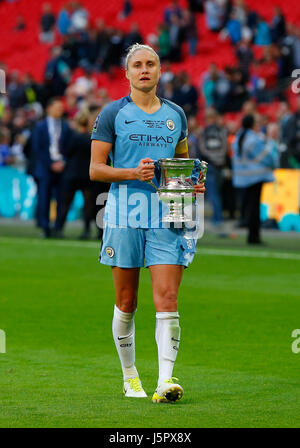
top-left (32, 97), bottom-right (72, 238)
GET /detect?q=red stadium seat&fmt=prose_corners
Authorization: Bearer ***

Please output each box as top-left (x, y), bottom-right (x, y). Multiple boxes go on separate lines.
top-left (0, 0), bottom-right (298, 98)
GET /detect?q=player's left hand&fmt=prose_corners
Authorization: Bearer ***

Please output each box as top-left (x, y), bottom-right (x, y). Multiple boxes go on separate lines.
top-left (194, 171), bottom-right (205, 194)
top-left (194, 183), bottom-right (205, 194)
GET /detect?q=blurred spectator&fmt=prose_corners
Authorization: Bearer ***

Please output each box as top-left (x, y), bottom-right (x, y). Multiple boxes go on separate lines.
top-left (32, 97), bottom-right (72, 238)
top-left (201, 63), bottom-right (225, 107)
top-left (188, 0), bottom-right (204, 13)
top-left (40, 2), bottom-right (56, 43)
top-left (64, 85), bottom-right (80, 118)
top-left (72, 29), bottom-right (91, 67)
top-left (242, 99), bottom-right (257, 116)
top-left (0, 127), bottom-right (14, 166)
top-left (281, 96), bottom-right (300, 168)
top-left (199, 108), bottom-right (227, 227)
top-left (279, 28), bottom-right (296, 78)
top-left (187, 116), bottom-right (201, 159)
top-left (245, 4), bottom-right (258, 34)
top-left (254, 17), bottom-right (272, 46)
top-left (235, 37), bottom-right (254, 80)
top-left (94, 19), bottom-right (111, 71)
top-left (72, 64), bottom-right (97, 97)
top-left (118, 0), bottom-right (133, 21)
top-left (204, 0), bottom-right (225, 32)
top-left (158, 24), bottom-right (171, 61)
top-left (276, 101), bottom-right (292, 165)
top-left (223, 120), bottom-right (239, 220)
top-left (45, 46), bottom-right (72, 96)
top-left (107, 29), bottom-right (124, 69)
top-left (181, 9), bottom-right (198, 56)
top-left (266, 122), bottom-right (280, 155)
top-left (160, 61), bottom-right (175, 86)
top-left (10, 130), bottom-right (30, 168)
top-left (60, 108), bottom-right (95, 239)
top-left (232, 0), bottom-right (246, 25)
top-left (251, 47), bottom-right (279, 103)
top-left (258, 113), bottom-right (270, 135)
top-left (7, 71), bottom-right (27, 110)
top-left (11, 109), bottom-right (29, 142)
top-left (270, 6), bottom-right (286, 43)
top-left (224, 11), bottom-right (242, 45)
top-left (212, 66), bottom-right (231, 113)
top-left (164, 0), bottom-right (183, 25)
top-left (289, 25), bottom-right (300, 69)
top-left (228, 68), bottom-right (249, 112)
top-left (232, 114), bottom-right (279, 244)
top-left (0, 107), bottom-right (13, 134)
top-left (69, 1), bottom-right (89, 32)
top-left (14, 15), bottom-right (26, 31)
top-left (123, 23), bottom-right (143, 52)
top-left (85, 28), bottom-right (100, 67)
top-left (146, 32), bottom-right (159, 50)
top-left (160, 81), bottom-right (175, 102)
top-left (61, 34), bottom-right (79, 70)
top-left (173, 72), bottom-right (198, 117)
top-left (57, 2), bottom-right (72, 36)
top-left (169, 13), bottom-right (182, 62)
top-left (23, 73), bottom-right (38, 105)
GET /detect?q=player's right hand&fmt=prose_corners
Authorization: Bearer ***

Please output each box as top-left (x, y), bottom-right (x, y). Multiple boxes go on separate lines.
top-left (135, 158), bottom-right (155, 182)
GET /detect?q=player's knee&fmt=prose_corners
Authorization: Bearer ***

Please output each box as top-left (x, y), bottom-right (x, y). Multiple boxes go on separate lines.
top-left (117, 288), bottom-right (137, 313)
top-left (156, 289), bottom-right (178, 311)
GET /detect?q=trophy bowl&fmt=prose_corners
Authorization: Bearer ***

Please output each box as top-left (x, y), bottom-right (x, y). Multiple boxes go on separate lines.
top-left (157, 158), bottom-right (207, 222)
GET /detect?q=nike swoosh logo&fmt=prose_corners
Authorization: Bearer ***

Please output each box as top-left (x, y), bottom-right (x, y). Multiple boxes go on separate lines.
top-left (117, 333), bottom-right (133, 341)
top-left (125, 120), bottom-right (137, 124)
top-left (171, 337), bottom-right (180, 342)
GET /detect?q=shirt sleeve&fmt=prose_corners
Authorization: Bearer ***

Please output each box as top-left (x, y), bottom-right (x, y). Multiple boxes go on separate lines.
top-left (175, 137), bottom-right (188, 155)
top-left (91, 103), bottom-right (116, 143)
top-left (178, 107), bottom-right (188, 142)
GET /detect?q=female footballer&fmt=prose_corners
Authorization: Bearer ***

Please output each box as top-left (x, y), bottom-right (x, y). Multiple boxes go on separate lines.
top-left (90, 44), bottom-right (205, 403)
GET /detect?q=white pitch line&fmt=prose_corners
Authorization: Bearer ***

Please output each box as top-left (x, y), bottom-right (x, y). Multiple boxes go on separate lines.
top-left (0, 236), bottom-right (99, 249)
top-left (0, 236), bottom-right (300, 260)
top-left (196, 248), bottom-right (300, 261)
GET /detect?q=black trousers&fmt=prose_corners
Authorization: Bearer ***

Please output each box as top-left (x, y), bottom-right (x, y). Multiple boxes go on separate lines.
top-left (37, 172), bottom-right (65, 233)
top-left (60, 178), bottom-right (95, 231)
top-left (244, 182), bottom-right (263, 243)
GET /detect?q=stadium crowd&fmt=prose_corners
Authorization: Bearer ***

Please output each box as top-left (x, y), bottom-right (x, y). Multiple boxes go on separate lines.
top-left (0, 0), bottom-right (299, 239)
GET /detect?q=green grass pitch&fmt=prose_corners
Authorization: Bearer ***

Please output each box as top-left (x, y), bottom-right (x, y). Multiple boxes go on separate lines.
top-left (1, 232), bottom-right (300, 428)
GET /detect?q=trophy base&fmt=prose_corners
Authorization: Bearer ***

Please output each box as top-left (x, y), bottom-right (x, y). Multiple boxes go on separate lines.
top-left (161, 201), bottom-right (196, 223)
top-left (162, 215), bottom-right (191, 223)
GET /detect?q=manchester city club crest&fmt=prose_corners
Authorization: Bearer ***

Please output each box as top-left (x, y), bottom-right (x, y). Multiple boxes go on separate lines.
top-left (166, 119), bottom-right (175, 131)
top-left (105, 247), bottom-right (115, 258)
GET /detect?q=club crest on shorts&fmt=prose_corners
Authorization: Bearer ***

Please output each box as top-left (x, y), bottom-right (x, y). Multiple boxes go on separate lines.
top-left (166, 119), bottom-right (175, 131)
top-left (105, 247), bottom-right (115, 258)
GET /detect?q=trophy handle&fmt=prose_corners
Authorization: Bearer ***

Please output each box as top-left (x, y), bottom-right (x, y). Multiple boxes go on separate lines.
top-left (200, 160), bottom-right (208, 182)
top-left (146, 180), bottom-right (158, 191)
top-left (144, 161), bottom-right (159, 191)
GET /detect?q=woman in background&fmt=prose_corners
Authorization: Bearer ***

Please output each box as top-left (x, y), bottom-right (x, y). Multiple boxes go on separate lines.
top-left (232, 114), bottom-right (279, 244)
top-left (60, 109), bottom-right (95, 239)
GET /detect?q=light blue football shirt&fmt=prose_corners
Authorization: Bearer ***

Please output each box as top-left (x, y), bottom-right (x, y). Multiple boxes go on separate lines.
top-left (91, 95), bottom-right (188, 228)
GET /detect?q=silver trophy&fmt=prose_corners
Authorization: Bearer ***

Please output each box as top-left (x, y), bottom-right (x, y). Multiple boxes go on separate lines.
top-left (148, 158), bottom-right (208, 222)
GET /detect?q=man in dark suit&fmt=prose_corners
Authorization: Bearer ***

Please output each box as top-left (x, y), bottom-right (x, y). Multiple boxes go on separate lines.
top-left (32, 97), bottom-right (72, 238)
